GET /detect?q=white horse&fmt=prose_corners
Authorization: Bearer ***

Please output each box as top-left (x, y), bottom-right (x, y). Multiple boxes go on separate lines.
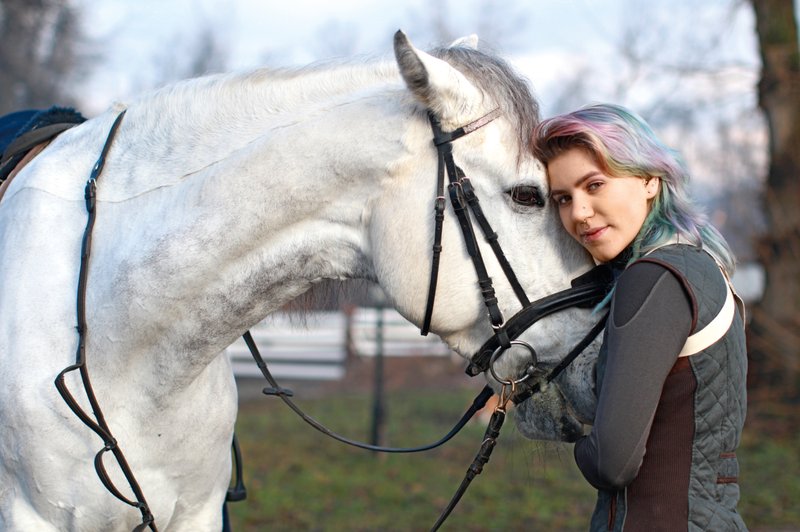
top-left (0, 32), bottom-right (597, 531)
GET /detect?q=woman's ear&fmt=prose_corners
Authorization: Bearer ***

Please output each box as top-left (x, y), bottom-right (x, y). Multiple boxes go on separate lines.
top-left (644, 176), bottom-right (660, 198)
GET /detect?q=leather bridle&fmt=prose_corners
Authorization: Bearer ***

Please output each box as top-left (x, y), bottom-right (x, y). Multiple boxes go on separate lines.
top-left (421, 108), bottom-right (527, 337)
top-left (413, 108), bottom-right (611, 530)
top-left (420, 108), bottom-right (610, 385)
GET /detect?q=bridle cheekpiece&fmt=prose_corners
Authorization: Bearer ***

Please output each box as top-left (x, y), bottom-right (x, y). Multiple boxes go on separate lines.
top-left (420, 108), bottom-right (610, 387)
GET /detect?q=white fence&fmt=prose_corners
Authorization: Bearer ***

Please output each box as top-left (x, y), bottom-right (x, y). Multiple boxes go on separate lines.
top-left (227, 262), bottom-right (766, 382)
top-left (349, 307), bottom-right (453, 358)
top-left (226, 307), bottom-right (453, 381)
top-left (226, 312), bottom-right (348, 380)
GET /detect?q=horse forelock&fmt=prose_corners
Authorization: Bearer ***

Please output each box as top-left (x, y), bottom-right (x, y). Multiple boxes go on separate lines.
top-left (430, 45), bottom-right (541, 163)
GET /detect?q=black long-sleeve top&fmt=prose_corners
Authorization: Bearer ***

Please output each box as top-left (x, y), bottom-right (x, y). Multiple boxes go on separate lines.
top-left (573, 260), bottom-right (693, 489)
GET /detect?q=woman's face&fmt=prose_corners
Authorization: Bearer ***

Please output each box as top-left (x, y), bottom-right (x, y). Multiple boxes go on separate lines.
top-left (547, 148), bottom-right (659, 263)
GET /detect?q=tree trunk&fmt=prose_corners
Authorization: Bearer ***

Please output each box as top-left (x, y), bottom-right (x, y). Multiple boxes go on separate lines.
top-left (748, 0), bottom-right (800, 393)
top-left (0, 0), bottom-right (86, 114)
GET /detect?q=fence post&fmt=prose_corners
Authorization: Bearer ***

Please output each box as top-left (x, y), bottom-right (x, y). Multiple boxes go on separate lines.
top-left (369, 306), bottom-right (386, 448)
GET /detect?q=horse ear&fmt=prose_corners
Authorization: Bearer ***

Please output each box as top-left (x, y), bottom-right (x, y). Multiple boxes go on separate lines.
top-left (393, 30), bottom-right (482, 123)
top-left (449, 34), bottom-right (478, 49)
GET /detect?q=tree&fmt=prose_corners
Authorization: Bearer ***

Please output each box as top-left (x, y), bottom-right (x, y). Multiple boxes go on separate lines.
top-left (747, 0), bottom-right (800, 392)
top-left (0, 0), bottom-right (90, 113)
top-left (407, 0), bottom-right (530, 52)
top-left (547, 1), bottom-right (767, 263)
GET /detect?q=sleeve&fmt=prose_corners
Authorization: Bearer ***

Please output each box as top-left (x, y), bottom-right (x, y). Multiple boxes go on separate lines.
top-left (573, 260), bottom-right (693, 490)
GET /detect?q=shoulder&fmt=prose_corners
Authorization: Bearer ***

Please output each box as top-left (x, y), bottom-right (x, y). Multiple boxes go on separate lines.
top-left (637, 244), bottom-right (725, 302)
top-left (622, 244), bottom-right (728, 332)
top-left (641, 243), bottom-right (719, 271)
top-left (612, 245), bottom-right (701, 329)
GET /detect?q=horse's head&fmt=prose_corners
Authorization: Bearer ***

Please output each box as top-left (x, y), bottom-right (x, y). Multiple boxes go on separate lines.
top-left (367, 31), bottom-right (599, 432)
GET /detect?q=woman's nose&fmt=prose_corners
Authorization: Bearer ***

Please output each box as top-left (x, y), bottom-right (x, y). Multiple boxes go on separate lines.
top-left (570, 197), bottom-right (591, 224)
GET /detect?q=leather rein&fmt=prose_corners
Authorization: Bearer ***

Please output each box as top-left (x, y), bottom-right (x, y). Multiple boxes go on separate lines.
top-left (55, 107), bottom-right (610, 532)
top-left (53, 110), bottom-right (158, 532)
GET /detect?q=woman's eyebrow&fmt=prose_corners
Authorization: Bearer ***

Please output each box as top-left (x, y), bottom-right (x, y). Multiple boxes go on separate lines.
top-left (550, 171), bottom-right (602, 195)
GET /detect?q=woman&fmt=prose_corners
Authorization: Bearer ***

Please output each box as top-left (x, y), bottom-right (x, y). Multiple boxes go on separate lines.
top-left (532, 104), bottom-right (747, 531)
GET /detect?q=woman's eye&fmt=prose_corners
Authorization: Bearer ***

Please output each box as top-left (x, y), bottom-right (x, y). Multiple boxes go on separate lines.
top-left (508, 185), bottom-right (544, 207)
top-left (552, 195), bottom-right (570, 206)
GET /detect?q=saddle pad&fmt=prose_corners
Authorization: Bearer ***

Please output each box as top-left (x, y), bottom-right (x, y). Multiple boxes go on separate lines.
top-left (0, 106), bottom-right (86, 183)
top-left (0, 110), bottom-right (39, 155)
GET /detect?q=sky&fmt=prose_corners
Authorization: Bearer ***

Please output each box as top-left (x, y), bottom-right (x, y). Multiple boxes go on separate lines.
top-left (74, 0), bottom-right (763, 116)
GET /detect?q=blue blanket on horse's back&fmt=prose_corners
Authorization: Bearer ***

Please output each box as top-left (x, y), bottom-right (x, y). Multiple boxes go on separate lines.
top-left (0, 109), bottom-right (39, 155)
top-left (0, 106), bottom-right (87, 183)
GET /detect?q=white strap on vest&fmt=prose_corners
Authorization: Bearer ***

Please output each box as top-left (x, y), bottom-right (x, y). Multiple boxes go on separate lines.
top-left (678, 279), bottom-right (735, 357)
top-left (644, 236), bottom-right (742, 357)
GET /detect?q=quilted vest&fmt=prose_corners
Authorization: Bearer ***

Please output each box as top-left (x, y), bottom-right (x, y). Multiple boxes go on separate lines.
top-left (589, 244), bottom-right (748, 531)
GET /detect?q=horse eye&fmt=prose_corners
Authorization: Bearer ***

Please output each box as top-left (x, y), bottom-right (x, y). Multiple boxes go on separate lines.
top-left (508, 185), bottom-right (544, 207)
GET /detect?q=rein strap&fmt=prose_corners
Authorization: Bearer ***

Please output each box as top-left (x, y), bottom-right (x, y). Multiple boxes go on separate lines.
top-left (54, 110), bottom-right (158, 532)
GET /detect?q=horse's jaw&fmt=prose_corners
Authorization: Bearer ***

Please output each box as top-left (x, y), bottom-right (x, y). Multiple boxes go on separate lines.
top-left (511, 320), bottom-right (602, 442)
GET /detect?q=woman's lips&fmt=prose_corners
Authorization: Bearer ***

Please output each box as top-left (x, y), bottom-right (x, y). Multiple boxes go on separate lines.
top-left (580, 226), bottom-right (607, 243)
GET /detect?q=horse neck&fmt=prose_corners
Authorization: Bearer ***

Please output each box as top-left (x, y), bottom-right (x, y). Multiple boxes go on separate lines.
top-left (114, 61), bottom-right (400, 179)
top-left (90, 63), bottom-right (410, 390)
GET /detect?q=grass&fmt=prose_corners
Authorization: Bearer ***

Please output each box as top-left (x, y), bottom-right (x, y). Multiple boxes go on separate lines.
top-left (227, 384), bottom-right (800, 531)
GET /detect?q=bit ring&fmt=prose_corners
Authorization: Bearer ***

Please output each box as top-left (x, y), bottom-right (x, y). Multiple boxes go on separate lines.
top-left (489, 340), bottom-right (538, 386)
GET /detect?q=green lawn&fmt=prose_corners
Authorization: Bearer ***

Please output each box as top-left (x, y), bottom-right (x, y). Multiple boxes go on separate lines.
top-left (227, 386), bottom-right (799, 531)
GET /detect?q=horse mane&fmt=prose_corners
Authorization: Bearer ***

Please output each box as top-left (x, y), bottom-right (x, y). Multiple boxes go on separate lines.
top-left (130, 44), bottom-right (539, 160)
top-left (429, 44), bottom-right (541, 162)
top-left (136, 55), bottom-right (397, 121)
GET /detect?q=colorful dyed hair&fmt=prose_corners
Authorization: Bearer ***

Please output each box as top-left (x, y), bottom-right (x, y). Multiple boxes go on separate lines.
top-left (532, 103), bottom-right (735, 275)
